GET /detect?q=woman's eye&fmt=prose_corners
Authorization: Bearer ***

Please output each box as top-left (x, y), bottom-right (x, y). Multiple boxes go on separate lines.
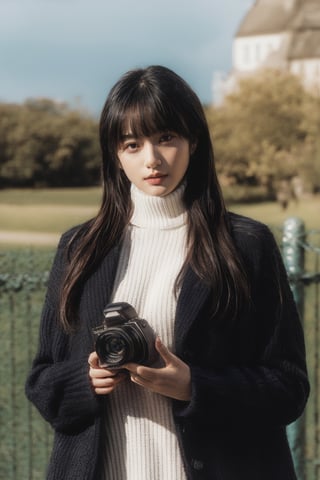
top-left (125, 142), bottom-right (139, 151)
top-left (160, 133), bottom-right (174, 143)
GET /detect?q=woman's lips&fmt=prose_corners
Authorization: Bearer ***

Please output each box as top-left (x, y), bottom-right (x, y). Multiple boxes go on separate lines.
top-left (144, 174), bottom-right (167, 185)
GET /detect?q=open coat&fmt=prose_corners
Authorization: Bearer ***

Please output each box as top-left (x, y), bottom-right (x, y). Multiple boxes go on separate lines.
top-left (25, 213), bottom-right (310, 480)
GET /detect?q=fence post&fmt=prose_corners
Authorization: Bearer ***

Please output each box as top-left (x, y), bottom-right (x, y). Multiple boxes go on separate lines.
top-left (282, 217), bottom-right (306, 480)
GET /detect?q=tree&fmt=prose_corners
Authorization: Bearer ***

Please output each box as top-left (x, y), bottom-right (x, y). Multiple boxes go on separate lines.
top-left (205, 69), bottom-right (318, 195)
top-left (0, 99), bottom-right (101, 187)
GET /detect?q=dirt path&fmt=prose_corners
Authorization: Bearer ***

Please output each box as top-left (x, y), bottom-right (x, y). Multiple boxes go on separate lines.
top-left (0, 230), bottom-right (60, 246)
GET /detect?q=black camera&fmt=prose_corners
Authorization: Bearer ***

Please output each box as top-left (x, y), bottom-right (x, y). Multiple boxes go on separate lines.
top-left (92, 302), bottom-right (159, 369)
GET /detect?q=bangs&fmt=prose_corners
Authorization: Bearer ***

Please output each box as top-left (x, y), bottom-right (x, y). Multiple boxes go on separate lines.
top-left (115, 93), bottom-right (191, 143)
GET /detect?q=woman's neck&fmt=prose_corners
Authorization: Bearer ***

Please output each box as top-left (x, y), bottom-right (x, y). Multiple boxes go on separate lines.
top-left (130, 183), bottom-right (187, 229)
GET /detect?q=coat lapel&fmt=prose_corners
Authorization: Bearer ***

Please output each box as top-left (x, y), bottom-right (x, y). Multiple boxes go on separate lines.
top-left (101, 243), bottom-right (122, 303)
top-left (86, 242), bottom-right (122, 329)
top-left (174, 267), bottom-right (211, 353)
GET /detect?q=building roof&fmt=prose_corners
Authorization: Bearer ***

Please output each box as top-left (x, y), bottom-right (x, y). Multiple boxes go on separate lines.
top-left (236, 0), bottom-right (320, 60)
top-left (291, 0), bottom-right (320, 30)
top-left (236, 0), bottom-right (300, 37)
top-left (288, 30), bottom-right (320, 59)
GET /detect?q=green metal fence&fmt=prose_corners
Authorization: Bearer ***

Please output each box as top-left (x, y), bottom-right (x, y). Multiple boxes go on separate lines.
top-left (0, 219), bottom-right (319, 480)
top-left (282, 219), bottom-right (320, 480)
top-left (0, 250), bottom-right (54, 480)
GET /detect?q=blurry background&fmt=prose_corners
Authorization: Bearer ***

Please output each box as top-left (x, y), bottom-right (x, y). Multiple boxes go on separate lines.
top-left (0, 1), bottom-right (319, 479)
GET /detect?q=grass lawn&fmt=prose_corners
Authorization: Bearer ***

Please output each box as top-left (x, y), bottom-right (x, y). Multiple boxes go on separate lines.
top-left (230, 195), bottom-right (320, 231)
top-left (0, 188), bottom-right (100, 241)
top-left (0, 188), bottom-right (319, 247)
top-left (0, 187), bottom-right (102, 206)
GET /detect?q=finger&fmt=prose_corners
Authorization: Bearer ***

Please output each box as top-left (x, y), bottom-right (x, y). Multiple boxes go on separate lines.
top-left (122, 362), bottom-right (139, 373)
top-left (129, 372), bottom-right (154, 391)
top-left (91, 376), bottom-right (116, 387)
top-left (127, 364), bottom-right (156, 381)
top-left (91, 373), bottom-right (126, 395)
top-left (94, 386), bottom-right (116, 395)
top-left (130, 373), bottom-right (144, 386)
top-left (92, 381), bottom-right (115, 394)
top-left (88, 351), bottom-right (100, 368)
top-left (91, 373), bottom-right (125, 387)
top-left (155, 337), bottom-right (175, 365)
top-left (89, 368), bottom-right (125, 379)
top-left (89, 367), bottom-right (110, 378)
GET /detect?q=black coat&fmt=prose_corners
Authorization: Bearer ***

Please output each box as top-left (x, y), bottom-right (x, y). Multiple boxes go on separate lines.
top-left (25, 213), bottom-right (309, 480)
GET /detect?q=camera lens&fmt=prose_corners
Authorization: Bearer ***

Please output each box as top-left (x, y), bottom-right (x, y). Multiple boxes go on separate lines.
top-left (95, 324), bottom-right (148, 368)
top-left (106, 337), bottom-right (126, 355)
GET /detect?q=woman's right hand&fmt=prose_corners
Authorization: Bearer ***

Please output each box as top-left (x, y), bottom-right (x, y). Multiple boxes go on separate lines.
top-left (88, 351), bottom-right (127, 395)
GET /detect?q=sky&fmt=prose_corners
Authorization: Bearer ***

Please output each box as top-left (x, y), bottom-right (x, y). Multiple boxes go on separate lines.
top-left (1, 0), bottom-right (254, 116)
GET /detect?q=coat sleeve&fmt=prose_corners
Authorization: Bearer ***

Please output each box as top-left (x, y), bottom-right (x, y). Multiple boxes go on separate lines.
top-left (174, 222), bottom-right (310, 428)
top-left (25, 231), bottom-right (100, 434)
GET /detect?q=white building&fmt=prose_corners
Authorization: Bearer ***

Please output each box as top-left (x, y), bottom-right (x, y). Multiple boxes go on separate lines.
top-left (213, 0), bottom-right (320, 104)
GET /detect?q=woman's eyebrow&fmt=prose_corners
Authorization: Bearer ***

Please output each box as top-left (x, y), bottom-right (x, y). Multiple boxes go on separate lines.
top-left (120, 133), bottom-right (136, 141)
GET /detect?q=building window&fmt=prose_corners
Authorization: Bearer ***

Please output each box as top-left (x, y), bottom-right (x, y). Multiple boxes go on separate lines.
top-left (256, 43), bottom-right (260, 62)
top-left (243, 44), bottom-right (250, 64)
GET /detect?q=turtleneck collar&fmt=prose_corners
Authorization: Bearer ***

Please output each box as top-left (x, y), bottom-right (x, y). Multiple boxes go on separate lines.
top-left (130, 183), bottom-right (188, 229)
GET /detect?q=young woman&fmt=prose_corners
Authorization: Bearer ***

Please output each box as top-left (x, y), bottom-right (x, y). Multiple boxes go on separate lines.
top-left (26, 65), bottom-right (309, 480)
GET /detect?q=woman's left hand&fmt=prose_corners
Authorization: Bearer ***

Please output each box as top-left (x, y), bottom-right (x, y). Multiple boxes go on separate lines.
top-left (123, 337), bottom-right (191, 401)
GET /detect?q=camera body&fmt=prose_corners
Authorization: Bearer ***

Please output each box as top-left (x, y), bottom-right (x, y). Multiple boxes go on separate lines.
top-left (92, 302), bottom-right (158, 369)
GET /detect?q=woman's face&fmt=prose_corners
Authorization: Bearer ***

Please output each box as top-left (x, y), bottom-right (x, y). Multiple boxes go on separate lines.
top-left (117, 130), bottom-right (191, 197)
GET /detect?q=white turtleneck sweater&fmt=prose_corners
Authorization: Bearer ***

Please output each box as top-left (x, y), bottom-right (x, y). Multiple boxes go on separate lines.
top-left (102, 183), bottom-right (188, 480)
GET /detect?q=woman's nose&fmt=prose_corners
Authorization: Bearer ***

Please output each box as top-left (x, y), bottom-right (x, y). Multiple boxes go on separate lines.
top-left (144, 143), bottom-right (161, 168)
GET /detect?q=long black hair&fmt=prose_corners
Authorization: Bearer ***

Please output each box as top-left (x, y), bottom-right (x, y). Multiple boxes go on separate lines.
top-left (60, 65), bottom-right (249, 331)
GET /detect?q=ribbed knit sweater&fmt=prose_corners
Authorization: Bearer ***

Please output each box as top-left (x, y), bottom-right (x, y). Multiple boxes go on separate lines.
top-left (102, 183), bottom-right (188, 480)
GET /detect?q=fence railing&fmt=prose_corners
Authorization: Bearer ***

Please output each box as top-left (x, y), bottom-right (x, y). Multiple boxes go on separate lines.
top-left (281, 218), bottom-right (320, 480)
top-left (0, 219), bottom-right (319, 480)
